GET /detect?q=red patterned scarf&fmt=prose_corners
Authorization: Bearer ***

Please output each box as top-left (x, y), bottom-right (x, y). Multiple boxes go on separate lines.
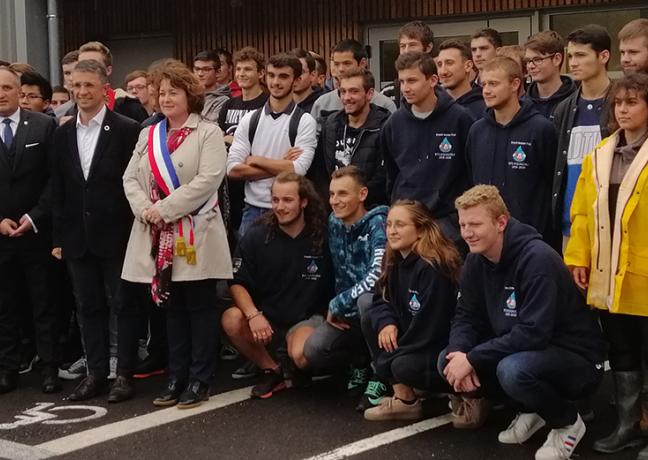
top-left (150, 126), bottom-right (193, 306)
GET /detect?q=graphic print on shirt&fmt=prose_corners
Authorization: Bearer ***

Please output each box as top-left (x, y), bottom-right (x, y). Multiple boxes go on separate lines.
top-left (434, 133), bottom-right (457, 160)
top-left (334, 127), bottom-right (359, 168)
top-left (408, 289), bottom-right (422, 315)
top-left (503, 285), bottom-right (517, 318)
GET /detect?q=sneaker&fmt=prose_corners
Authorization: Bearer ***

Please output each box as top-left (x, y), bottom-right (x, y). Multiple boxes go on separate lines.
top-left (347, 366), bottom-right (370, 397)
top-left (452, 396), bottom-right (491, 429)
top-left (231, 360), bottom-right (261, 380)
top-left (364, 396), bottom-right (423, 421)
top-left (356, 379), bottom-right (389, 413)
top-left (108, 356), bottom-right (118, 380)
top-left (498, 413), bottom-right (546, 444)
top-left (58, 357), bottom-right (87, 380)
top-left (19, 347), bottom-right (38, 375)
top-left (535, 414), bottom-right (586, 460)
top-left (219, 344), bottom-right (239, 361)
top-left (133, 356), bottom-right (167, 379)
top-left (251, 369), bottom-right (286, 399)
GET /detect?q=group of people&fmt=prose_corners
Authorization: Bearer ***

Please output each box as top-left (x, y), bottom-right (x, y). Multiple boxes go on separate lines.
top-left (1, 15), bottom-right (648, 460)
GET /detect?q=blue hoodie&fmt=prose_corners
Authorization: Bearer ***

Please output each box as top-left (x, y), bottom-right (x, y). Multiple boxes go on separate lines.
top-left (447, 218), bottom-right (607, 374)
top-left (465, 99), bottom-right (557, 237)
top-left (328, 205), bottom-right (388, 318)
top-left (382, 87), bottom-right (475, 219)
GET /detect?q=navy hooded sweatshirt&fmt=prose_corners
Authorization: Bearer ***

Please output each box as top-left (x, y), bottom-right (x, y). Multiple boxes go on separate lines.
top-left (456, 85), bottom-right (486, 121)
top-left (447, 219), bottom-right (607, 375)
top-left (522, 75), bottom-right (577, 119)
top-left (370, 253), bottom-right (457, 377)
top-left (465, 99), bottom-right (558, 237)
top-left (382, 87), bottom-right (474, 219)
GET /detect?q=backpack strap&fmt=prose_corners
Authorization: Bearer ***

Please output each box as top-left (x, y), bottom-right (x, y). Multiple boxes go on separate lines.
top-left (247, 107), bottom-right (263, 146)
top-left (288, 106), bottom-right (307, 147)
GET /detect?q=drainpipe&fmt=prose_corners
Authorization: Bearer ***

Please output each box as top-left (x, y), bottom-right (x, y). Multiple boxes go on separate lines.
top-left (47, 0), bottom-right (60, 85)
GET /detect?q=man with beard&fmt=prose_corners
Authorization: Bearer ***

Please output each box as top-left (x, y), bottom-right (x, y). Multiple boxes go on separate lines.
top-left (619, 18), bottom-right (648, 75)
top-left (221, 173), bottom-right (333, 399)
top-left (227, 53), bottom-right (317, 237)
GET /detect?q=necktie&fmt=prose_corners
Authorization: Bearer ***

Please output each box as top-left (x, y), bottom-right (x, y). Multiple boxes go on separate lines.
top-left (2, 119), bottom-right (13, 150)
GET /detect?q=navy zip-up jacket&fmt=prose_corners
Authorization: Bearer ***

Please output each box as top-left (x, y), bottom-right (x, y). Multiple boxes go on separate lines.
top-left (382, 87), bottom-right (474, 219)
top-left (523, 76), bottom-right (577, 119)
top-left (466, 99), bottom-right (557, 237)
top-left (447, 219), bottom-right (607, 374)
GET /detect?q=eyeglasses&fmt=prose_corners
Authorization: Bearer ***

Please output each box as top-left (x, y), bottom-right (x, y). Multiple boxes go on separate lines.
top-left (524, 54), bottom-right (557, 67)
top-left (126, 84), bottom-right (147, 92)
top-left (193, 66), bottom-right (215, 73)
top-left (19, 93), bottom-right (44, 101)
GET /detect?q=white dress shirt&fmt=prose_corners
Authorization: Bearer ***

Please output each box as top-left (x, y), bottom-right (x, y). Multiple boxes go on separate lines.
top-left (0, 108), bottom-right (20, 144)
top-left (76, 105), bottom-right (107, 180)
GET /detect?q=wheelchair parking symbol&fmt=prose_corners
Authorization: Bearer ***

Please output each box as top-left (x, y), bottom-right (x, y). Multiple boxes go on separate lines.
top-left (0, 402), bottom-right (107, 430)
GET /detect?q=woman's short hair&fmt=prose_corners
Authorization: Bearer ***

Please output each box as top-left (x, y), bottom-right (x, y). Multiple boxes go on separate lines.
top-left (153, 60), bottom-right (204, 114)
top-left (608, 72), bottom-right (648, 132)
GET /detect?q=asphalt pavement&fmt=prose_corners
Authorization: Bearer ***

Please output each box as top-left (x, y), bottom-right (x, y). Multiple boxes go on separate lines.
top-left (0, 362), bottom-right (643, 460)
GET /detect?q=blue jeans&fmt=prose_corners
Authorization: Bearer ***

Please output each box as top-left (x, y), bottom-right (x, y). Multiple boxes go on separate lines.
top-left (238, 204), bottom-right (270, 239)
top-left (438, 346), bottom-right (604, 428)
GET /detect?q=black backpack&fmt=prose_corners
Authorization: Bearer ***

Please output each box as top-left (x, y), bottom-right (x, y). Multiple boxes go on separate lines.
top-left (247, 105), bottom-right (307, 147)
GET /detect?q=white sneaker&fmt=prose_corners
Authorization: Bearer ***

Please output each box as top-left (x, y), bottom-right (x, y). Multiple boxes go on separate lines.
top-left (498, 412), bottom-right (546, 444)
top-left (535, 414), bottom-right (586, 460)
top-left (108, 356), bottom-right (118, 380)
top-left (58, 357), bottom-right (87, 380)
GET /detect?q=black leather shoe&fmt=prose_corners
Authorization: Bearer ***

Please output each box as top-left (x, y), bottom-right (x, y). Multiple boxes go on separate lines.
top-left (0, 370), bottom-right (18, 394)
top-left (68, 375), bottom-right (109, 401)
top-left (153, 378), bottom-right (185, 407)
top-left (177, 381), bottom-right (209, 409)
top-left (41, 368), bottom-right (62, 394)
top-left (108, 375), bottom-right (135, 403)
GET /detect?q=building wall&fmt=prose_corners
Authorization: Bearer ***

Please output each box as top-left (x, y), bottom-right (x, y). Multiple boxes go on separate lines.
top-left (61, 0), bottom-right (634, 65)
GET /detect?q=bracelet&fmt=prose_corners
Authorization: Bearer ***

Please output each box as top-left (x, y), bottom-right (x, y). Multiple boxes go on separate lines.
top-left (246, 311), bottom-right (263, 321)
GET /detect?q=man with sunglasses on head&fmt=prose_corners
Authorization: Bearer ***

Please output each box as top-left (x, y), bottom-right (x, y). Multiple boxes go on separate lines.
top-left (523, 31), bottom-right (577, 119)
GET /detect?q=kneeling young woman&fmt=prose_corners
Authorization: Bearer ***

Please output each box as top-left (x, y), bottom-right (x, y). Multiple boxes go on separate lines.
top-left (363, 200), bottom-right (461, 421)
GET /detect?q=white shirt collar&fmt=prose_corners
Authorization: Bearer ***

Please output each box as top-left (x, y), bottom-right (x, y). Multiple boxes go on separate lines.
top-left (76, 105), bottom-right (107, 128)
top-left (0, 108), bottom-right (21, 125)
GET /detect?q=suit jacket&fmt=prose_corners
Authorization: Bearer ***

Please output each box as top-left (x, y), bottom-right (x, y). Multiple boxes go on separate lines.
top-left (0, 109), bottom-right (57, 251)
top-left (52, 109), bottom-right (141, 259)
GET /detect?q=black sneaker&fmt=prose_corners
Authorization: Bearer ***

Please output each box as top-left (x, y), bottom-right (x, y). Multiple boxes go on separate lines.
top-left (232, 360), bottom-right (261, 380)
top-left (133, 356), bottom-right (167, 379)
top-left (347, 366), bottom-right (370, 397)
top-left (356, 378), bottom-right (390, 413)
top-left (19, 343), bottom-right (38, 374)
top-left (177, 381), bottom-right (210, 409)
top-left (219, 344), bottom-right (239, 361)
top-left (251, 369), bottom-right (286, 399)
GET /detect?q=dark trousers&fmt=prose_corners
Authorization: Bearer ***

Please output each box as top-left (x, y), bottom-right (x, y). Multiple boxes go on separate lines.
top-left (67, 253), bottom-right (123, 378)
top-left (303, 320), bottom-right (368, 370)
top-left (599, 310), bottom-right (648, 372)
top-left (0, 248), bottom-right (56, 371)
top-left (165, 279), bottom-right (221, 384)
top-left (117, 281), bottom-right (167, 375)
top-left (437, 346), bottom-right (604, 428)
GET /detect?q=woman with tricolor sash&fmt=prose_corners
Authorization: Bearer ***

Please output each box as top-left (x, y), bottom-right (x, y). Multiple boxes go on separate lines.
top-left (120, 60), bottom-right (232, 409)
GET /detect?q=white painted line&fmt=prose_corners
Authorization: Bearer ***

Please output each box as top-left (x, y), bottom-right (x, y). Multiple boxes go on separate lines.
top-left (35, 385), bottom-right (253, 456)
top-left (304, 413), bottom-right (453, 460)
top-left (0, 439), bottom-right (55, 460)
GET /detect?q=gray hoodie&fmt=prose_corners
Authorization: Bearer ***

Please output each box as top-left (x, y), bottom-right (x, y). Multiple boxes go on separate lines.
top-left (202, 84), bottom-right (231, 122)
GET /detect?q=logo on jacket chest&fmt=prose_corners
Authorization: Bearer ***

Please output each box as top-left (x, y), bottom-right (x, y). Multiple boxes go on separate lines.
top-left (434, 133), bottom-right (457, 160)
top-left (503, 286), bottom-right (517, 317)
top-left (508, 141), bottom-right (531, 170)
top-left (408, 289), bottom-right (421, 315)
top-left (302, 255), bottom-right (323, 281)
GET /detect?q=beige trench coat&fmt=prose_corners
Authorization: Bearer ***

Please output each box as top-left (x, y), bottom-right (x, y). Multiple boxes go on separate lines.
top-left (121, 113), bottom-right (233, 282)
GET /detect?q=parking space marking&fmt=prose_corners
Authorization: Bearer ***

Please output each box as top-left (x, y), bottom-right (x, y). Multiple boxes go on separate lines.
top-left (34, 385), bottom-right (253, 456)
top-left (0, 439), bottom-right (55, 460)
top-left (304, 413), bottom-right (453, 460)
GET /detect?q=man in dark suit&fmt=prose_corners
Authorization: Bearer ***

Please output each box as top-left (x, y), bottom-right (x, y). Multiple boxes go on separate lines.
top-left (52, 59), bottom-right (140, 401)
top-left (0, 66), bottom-right (60, 394)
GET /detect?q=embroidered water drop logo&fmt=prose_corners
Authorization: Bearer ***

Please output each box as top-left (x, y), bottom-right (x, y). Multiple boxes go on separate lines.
top-left (408, 293), bottom-right (421, 313)
top-left (506, 291), bottom-right (516, 309)
top-left (439, 137), bottom-right (453, 153)
top-left (306, 260), bottom-right (319, 274)
top-left (512, 146), bottom-right (526, 162)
